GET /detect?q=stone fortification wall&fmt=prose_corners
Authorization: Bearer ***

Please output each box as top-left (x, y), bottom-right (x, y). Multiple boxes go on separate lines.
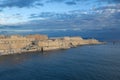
top-left (0, 35), bottom-right (35, 54)
top-left (0, 35), bottom-right (102, 55)
top-left (38, 37), bottom-right (101, 51)
top-left (26, 34), bottom-right (48, 40)
top-left (38, 39), bottom-right (71, 51)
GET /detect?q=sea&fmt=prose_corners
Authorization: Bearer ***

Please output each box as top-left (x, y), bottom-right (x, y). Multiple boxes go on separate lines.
top-left (0, 30), bottom-right (120, 80)
top-left (0, 43), bottom-right (120, 80)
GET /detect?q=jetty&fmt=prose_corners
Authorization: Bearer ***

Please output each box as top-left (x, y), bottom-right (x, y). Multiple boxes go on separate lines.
top-left (0, 34), bottom-right (103, 56)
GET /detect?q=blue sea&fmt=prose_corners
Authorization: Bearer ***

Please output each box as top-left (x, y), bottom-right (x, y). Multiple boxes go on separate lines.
top-left (0, 43), bottom-right (120, 80)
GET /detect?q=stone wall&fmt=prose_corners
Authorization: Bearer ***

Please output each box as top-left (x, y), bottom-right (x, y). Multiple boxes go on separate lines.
top-left (0, 35), bottom-right (102, 55)
top-left (0, 35), bottom-right (34, 54)
top-left (38, 39), bottom-right (71, 51)
top-left (38, 37), bottom-right (101, 51)
top-left (0, 35), bottom-right (6, 39)
top-left (26, 34), bottom-right (48, 40)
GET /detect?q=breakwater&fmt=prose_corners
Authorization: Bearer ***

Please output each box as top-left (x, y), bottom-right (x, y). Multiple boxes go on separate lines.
top-left (0, 34), bottom-right (103, 56)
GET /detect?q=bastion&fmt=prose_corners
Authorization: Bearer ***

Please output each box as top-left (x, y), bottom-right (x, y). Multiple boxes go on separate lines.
top-left (0, 34), bottom-right (103, 56)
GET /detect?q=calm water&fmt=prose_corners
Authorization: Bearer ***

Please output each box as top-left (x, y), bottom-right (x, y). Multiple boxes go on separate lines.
top-left (0, 43), bottom-right (120, 80)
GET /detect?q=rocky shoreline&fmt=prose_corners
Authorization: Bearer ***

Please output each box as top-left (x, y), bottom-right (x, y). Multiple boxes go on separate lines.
top-left (0, 34), bottom-right (104, 56)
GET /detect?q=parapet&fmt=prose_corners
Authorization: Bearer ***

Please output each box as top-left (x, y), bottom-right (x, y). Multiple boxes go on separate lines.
top-left (26, 34), bottom-right (48, 40)
top-left (63, 37), bottom-right (83, 40)
top-left (0, 35), bottom-right (6, 39)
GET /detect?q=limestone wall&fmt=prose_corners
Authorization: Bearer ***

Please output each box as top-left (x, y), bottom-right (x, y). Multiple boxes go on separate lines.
top-left (0, 35), bottom-right (6, 39)
top-left (38, 39), bottom-right (71, 51)
top-left (26, 34), bottom-right (48, 40)
top-left (0, 35), bottom-right (34, 54)
top-left (0, 35), bottom-right (102, 55)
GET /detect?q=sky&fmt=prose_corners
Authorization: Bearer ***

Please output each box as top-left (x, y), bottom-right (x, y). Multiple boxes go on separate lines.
top-left (0, 0), bottom-right (120, 40)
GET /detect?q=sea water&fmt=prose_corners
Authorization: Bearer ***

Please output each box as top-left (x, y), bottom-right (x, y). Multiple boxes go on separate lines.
top-left (0, 43), bottom-right (120, 80)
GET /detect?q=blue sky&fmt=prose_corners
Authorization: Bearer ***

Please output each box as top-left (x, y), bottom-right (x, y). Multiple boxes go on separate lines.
top-left (0, 0), bottom-right (120, 40)
top-left (0, 0), bottom-right (119, 24)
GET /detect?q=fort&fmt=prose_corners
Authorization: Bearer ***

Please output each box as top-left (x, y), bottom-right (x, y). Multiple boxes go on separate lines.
top-left (0, 34), bottom-right (103, 56)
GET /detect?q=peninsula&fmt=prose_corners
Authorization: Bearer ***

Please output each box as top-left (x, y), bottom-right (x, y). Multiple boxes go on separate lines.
top-left (0, 34), bottom-right (103, 56)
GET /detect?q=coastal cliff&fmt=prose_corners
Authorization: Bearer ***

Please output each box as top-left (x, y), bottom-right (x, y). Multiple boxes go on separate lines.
top-left (0, 34), bottom-right (103, 56)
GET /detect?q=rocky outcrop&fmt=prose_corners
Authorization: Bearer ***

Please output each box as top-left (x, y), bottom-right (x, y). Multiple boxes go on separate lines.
top-left (0, 34), bottom-right (103, 56)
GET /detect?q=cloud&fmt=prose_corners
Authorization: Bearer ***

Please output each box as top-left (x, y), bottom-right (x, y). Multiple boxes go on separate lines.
top-left (93, 4), bottom-right (120, 14)
top-left (94, 4), bottom-right (120, 10)
top-left (46, 0), bottom-right (89, 6)
top-left (0, 13), bottom-right (26, 25)
top-left (1, 2), bottom-right (120, 31)
top-left (1, 3), bottom-right (118, 31)
top-left (35, 3), bottom-right (44, 6)
top-left (46, 0), bottom-right (65, 3)
top-left (25, 3), bottom-right (120, 31)
top-left (0, 0), bottom-right (43, 8)
top-left (29, 12), bottom-right (77, 20)
top-left (46, 0), bottom-right (120, 5)
top-left (0, 0), bottom-right (119, 9)
top-left (65, 1), bottom-right (76, 5)
top-left (97, 0), bottom-right (120, 3)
